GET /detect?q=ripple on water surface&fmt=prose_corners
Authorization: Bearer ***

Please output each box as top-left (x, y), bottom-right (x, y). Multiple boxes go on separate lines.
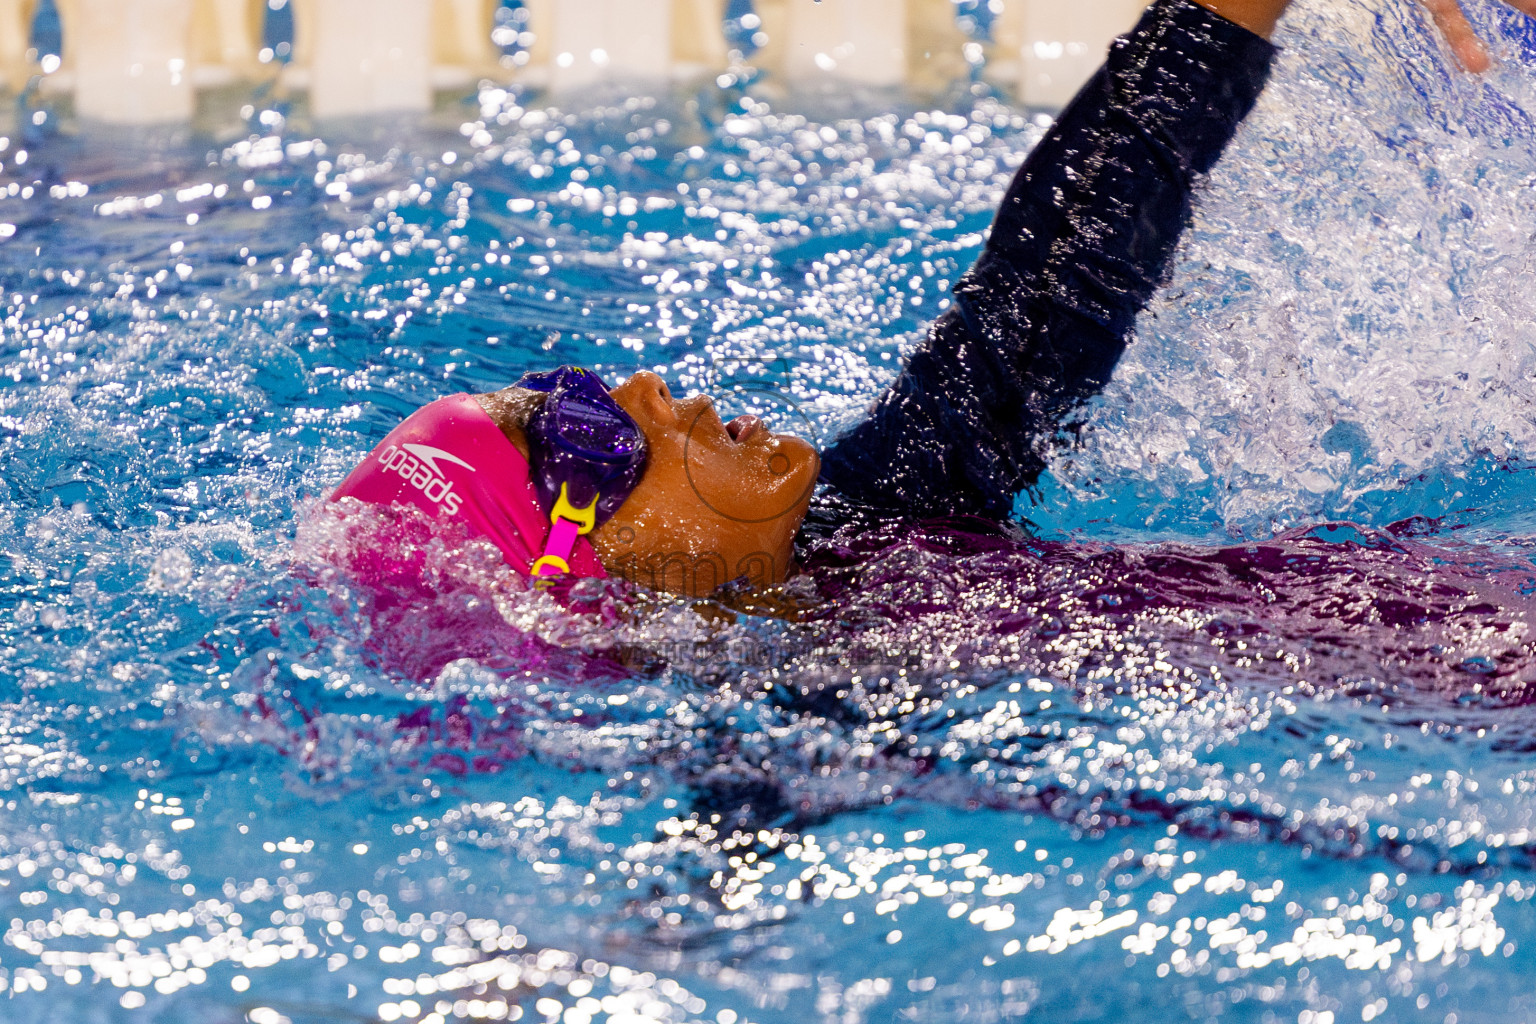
top-left (7, 2), bottom-right (1536, 1022)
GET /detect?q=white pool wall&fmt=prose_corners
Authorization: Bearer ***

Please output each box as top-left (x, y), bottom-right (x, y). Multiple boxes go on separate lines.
top-left (994, 0), bottom-right (1150, 108)
top-left (0, 0), bottom-right (1154, 122)
top-left (0, 0), bottom-right (36, 95)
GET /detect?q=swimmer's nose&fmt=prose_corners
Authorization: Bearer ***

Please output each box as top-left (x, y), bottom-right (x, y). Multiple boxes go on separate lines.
top-left (611, 371), bottom-right (675, 426)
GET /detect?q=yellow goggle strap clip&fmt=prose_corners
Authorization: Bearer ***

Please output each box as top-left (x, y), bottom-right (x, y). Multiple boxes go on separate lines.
top-left (532, 483), bottom-right (600, 582)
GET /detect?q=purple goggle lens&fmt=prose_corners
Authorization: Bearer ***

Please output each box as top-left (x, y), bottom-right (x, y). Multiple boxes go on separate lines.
top-left (516, 366), bottom-right (648, 528)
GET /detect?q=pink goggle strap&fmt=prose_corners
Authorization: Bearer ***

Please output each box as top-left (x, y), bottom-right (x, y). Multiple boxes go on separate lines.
top-left (531, 516), bottom-right (583, 579)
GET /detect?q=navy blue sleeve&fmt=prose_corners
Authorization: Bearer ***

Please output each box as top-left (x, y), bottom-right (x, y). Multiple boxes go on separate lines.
top-left (817, 0), bottom-right (1277, 519)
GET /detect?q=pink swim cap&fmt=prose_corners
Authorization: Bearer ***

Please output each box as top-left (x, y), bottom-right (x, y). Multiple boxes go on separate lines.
top-left (331, 393), bottom-right (607, 579)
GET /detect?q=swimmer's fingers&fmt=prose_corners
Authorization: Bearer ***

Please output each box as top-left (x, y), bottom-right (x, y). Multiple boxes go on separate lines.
top-left (1419, 0), bottom-right (1491, 72)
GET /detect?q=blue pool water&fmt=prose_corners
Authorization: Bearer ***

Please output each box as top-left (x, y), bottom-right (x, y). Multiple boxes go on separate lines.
top-left (8, 2), bottom-right (1536, 1022)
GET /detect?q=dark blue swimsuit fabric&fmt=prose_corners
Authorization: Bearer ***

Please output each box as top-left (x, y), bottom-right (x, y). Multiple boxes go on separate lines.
top-left (818, 0), bottom-right (1277, 521)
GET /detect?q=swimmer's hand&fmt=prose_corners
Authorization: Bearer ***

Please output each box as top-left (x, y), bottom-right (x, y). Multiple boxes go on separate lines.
top-left (1420, 0), bottom-right (1536, 72)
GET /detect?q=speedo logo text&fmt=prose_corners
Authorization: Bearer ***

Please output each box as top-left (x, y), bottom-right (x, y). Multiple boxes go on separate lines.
top-left (376, 443), bottom-right (475, 515)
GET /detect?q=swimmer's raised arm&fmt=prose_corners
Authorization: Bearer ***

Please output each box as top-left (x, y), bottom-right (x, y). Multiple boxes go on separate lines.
top-left (818, 0), bottom-right (1536, 522)
top-left (819, 0), bottom-right (1279, 519)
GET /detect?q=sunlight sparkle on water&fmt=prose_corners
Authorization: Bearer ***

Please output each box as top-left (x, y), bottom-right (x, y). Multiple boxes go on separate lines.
top-left (6, 1), bottom-right (1536, 1020)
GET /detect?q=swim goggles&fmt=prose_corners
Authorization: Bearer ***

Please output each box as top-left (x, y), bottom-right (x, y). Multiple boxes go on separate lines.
top-left (515, 366), bottom-right (649, 581)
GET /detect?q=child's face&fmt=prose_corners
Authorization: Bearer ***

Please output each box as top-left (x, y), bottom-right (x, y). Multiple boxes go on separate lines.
top-left (592, 371), bottom-right (820, 596)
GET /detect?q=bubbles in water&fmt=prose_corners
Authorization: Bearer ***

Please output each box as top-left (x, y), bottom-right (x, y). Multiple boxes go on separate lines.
top-left (1042, 0), bottom-right (1536, 538)
top-left (3, 7), bottom-right (1536, 1020)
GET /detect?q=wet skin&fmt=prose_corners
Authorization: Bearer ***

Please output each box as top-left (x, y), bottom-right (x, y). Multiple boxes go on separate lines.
top-left (1195, 0), bottom-right (1536, 69)
top-left (479, 372), bottom-right (821, 597)
top-left (594, 372), bottom-right (821, 596)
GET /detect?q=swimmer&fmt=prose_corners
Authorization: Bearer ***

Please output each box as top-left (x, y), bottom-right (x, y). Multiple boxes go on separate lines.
top-left (334, 0), bottom-right (1531, 598)
top-left (332, 365), bottom-right (821, 595)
